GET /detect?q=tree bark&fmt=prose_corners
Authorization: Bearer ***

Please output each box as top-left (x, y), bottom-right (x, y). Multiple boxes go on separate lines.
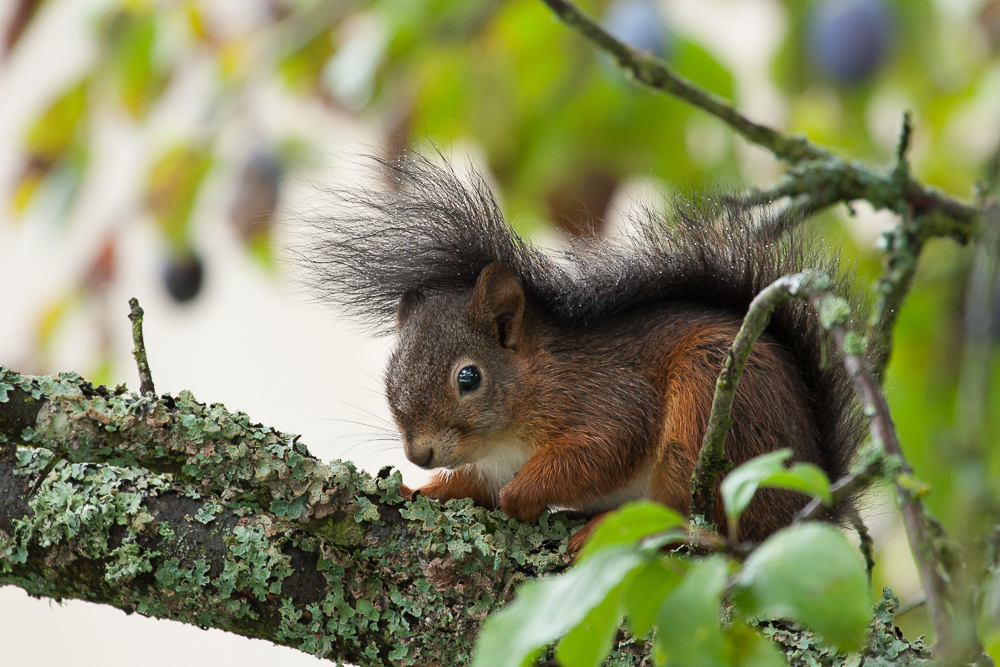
top-left (0, 368), bottom-right (581, 666)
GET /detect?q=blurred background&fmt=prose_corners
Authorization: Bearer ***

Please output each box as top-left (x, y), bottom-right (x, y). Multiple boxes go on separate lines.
top-left (0, 0), bottom-right (997, 664)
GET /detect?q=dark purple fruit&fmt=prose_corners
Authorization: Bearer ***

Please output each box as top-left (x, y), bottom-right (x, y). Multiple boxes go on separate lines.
top-left (806, 0), bottom-right (893, 84)
top-left (602, 0), bottom-right (669, 58)
top-left (163, 250), bottom-right (204, 303)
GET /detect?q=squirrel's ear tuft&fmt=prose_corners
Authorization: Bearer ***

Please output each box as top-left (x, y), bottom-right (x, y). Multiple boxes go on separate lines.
top-left (466, 263), bottom-right (525, 349)
top-left (396, 290), bottom-right (426, 330)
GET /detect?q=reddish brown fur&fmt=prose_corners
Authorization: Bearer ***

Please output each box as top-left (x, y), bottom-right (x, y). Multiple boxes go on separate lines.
top-left (311, 157), bottom-right (867, 552)
top-left (393, 265), bottom-right (829, 548)
top-left (408, 469), bottom-right (500, 510)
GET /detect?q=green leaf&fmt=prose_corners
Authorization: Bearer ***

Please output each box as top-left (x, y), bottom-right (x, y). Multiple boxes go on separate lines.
top-left (104, 8), bottom-right (170, 118)
top-left (145, 144), bottom-right (213, 243)
top-left (732, 523), bottom-right (869, 651)
top-left (761, 466), bottom-right (831, 499)
top-left (721, 449), bottom-right (831, 525)
top-left (555, 588), bottom-right (623, 667)
top-left (472, 546), bottom-right (647, 667)
top-left (723, 620), bottom-right (786, 667)
top-left (722, 450), bottom-right (793, 521)
top-left (577, 501), bottom-right (684, 561)
top-left (654, 556), bottom-right (730, 666)
top-left (622, 558), bottom-right (683, 637)
top-left (16, 76), bottom-right (90, 212)
top-left (25, 79), bottom-right (88, 160)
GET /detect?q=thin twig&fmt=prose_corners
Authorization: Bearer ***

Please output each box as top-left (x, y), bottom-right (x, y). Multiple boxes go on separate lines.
top-left (808, 295), bottom-right (952, 647)
top-left (795, 453), bottom-right (887, 522)
top-left (689, 270), bottom-right (831, 525)
top-left (892, 112), bottom-right (914, 185)
top-left (688, 269), bottom-right (952, 643)
top-left (867, 220), bottom-right (921, 379)
top-left (853, 516), bottom-right (876, 588)
top-left (868, 113), bottom-right (921, 377)
top-left (541, 0), bottom-right (823, 165)
top-left (128, 298), bottom-right (156, 397)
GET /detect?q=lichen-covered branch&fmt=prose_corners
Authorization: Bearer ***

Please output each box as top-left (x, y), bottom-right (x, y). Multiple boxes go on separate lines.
top-left (865, 114), bottom-right (920, 378)
top-left (807, 286), bottom-right (958, 656)
top-left (0, 368), bottom-right (586, 666)
top-left (128, 298), bottom-right (156, 397)
top-left (0, 369), bottom-right (964, 666)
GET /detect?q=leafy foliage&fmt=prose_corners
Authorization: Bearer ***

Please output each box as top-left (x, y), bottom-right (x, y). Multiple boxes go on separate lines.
top-left (732, 523), bottom-right (869, 651)
top-left (474, 479), bottom-right (869, 667)
top-left (720, 449), bottom-right (832, 528)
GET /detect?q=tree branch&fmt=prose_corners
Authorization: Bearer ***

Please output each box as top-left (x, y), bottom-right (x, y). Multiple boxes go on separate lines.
top-left (688, 271), bottom-right (835, 527)
top-left (128, 297), bottom-right (156, 397)
top-left (539, 0), bottom-right (822, 165)
top-left (539, 0), bottom-right (980, 240)
top-left (0, 368), bottom-right (590, 666)
top-left (816, 301), bottom-right (953, 649)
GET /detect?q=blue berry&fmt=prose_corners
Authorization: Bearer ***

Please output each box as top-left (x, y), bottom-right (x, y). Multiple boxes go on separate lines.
top-left (806, 0), bottom-right (893, 83)
top-left (602, 0), bottom-right (669, 58)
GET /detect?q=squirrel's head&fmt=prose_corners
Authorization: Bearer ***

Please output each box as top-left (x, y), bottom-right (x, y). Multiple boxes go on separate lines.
top-left (385, 263), bottom-right (533, 470)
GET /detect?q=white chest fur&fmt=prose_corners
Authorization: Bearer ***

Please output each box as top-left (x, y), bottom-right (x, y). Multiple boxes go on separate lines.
top-left (463, 442), bottom-right (532, 503)
top-left (453, 443), bottom-right (652, 513)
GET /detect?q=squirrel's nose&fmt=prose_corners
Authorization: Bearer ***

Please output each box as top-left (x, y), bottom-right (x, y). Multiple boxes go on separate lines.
top-left (410, 447), bottom-right (434, 468)
top-left (404, 437), bottom-right (435, 468)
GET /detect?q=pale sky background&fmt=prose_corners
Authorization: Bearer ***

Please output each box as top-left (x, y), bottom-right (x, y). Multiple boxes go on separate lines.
top-left (0, 1), bottom-right (919, 665)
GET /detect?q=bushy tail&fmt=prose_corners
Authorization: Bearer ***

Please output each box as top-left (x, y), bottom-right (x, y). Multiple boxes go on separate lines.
top-left (305, 153), bottom-right (871, 491)
top-left (303, 154), bottom-right (564, 329)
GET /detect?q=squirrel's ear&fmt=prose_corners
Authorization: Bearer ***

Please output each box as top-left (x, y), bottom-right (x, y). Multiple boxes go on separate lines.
top-left (466, 263), bottom-right (525, 349)
top-left (396, 290), bottom-right (426, 330)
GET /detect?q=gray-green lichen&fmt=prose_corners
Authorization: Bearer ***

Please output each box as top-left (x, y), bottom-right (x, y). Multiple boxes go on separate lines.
top-left (765, 589), bottom-right (934, 667)
top-left (816, 295), bottom-right (852, 330)
top-left (842, 332), bottom-right (868, 357)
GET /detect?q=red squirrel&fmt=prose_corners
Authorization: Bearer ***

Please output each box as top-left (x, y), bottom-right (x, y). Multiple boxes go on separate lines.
top-left (310, 155), bottom-right (867, 548)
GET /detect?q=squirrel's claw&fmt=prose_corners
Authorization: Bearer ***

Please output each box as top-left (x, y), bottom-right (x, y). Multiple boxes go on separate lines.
top-left (566, 513), bottom-right (610, 555)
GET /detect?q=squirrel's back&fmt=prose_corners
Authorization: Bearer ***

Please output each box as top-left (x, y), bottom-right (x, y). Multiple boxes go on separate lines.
top-left (308, 154), bottom-right (870, 534)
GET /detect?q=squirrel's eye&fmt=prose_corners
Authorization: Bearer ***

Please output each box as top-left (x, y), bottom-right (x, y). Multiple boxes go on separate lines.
top-left (457, 365), bottom-right (482, 394)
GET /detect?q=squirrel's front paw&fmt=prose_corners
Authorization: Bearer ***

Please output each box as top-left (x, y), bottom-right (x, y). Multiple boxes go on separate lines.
top-left (415, 485), bottom-right (448, 502)
top-left (498, 485), bottom-right (546, 522)
top-left (566, 513), bottom-right (608, 555)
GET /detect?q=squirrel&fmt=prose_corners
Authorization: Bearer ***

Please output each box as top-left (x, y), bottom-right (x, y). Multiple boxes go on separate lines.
top-left (308, 154), bottom-right (868, 549)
